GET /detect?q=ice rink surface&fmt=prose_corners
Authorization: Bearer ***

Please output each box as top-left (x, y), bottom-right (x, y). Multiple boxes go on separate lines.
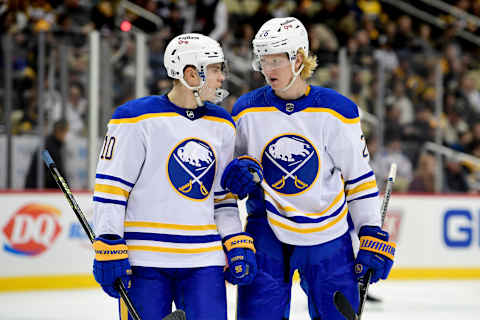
top-left (0, 280), bottom-right (479, 319)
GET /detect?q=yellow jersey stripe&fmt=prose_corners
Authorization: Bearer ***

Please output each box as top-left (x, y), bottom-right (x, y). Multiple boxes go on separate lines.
top-left (109, 112), bottom-right (179, 124)
top-left (202, 116), bottom-right (235, 130)
top-left (128, 245), bottom-right (222, 254)
top-left (125, 221), bottom-right (217, 231)
top-left (268, 206), bottom-right (348, 234)
top-left (346, 180), bottom-right (377, 196)
top-left (214, 193), bottom-right (237, 202)
top-left (302, 108), bottom-right (360, 124)
top-left (233, 107), bottom-right (278, 122)
top-left (94, 184), bottom-right (129, 198)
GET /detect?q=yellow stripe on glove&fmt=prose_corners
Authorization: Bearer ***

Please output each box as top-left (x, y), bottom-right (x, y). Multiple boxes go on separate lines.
top-left (223, 234), bottom-right (256, 253)
top-left (93, 240), bottom-right (129, 261)
top-left (359, 236), bottom-right (396, 261)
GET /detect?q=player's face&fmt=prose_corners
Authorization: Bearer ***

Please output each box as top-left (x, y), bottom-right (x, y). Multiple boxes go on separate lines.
top-left (200, 63), bottom-right (226, 102)
top-left (205, 63), bottom-right (225, 89)
top-left (259, 53), bottom-right (292, 90)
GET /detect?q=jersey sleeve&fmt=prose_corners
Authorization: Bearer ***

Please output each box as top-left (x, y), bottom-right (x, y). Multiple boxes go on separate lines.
top-left (325, 106), bottom-right (381, 232)
top-left (93, 119), bottom-right (146, 237)
top-left (233, 114), bottom-right (248, 157)
top-left (213, 125), bottom-right (243, 238)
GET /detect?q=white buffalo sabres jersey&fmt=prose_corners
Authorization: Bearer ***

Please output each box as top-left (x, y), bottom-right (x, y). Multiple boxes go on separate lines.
top-left (233, 85), bottom-right (381, 246)
top-left (93, 95), bottom-right (241, 268)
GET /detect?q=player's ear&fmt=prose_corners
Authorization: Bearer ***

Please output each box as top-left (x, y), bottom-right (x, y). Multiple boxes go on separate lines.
top-left (183, 66), bottom-right (199, 86)
top-left (295, 51), bottom-right (304, 71)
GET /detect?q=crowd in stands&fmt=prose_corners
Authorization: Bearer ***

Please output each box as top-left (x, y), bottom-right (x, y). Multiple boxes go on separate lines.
top-left (1, 0), bottom-right (480, 193)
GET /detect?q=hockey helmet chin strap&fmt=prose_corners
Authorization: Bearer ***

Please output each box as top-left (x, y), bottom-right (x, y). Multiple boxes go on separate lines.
top-left (179, 78), bottom-right (204, 107)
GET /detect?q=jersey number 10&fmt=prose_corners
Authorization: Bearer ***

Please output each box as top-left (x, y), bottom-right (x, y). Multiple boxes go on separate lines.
top-left (100, 135), bottom-right (116, 160)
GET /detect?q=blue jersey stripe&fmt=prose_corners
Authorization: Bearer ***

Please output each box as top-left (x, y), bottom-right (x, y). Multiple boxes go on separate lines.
top-left (214, 203), bottom-right (238, 210)
top-left (96, 173), bottom-right (135, 188)
top-left (93, 196), bottom-right (127, 206)
top-left (124, 232), bottom-right (221, 243)
top-left (347, 191), bottom-right (379, 202)
top-left (345, 171), bottom-right (374, 185)
top-left (265, 198), bottom-right (346, 224)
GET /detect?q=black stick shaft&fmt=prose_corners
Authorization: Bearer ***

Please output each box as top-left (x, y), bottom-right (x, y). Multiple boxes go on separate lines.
top-left (42, 150), bottom-right (141, 320)
top-left (357, 163), bottom-right (397, 320)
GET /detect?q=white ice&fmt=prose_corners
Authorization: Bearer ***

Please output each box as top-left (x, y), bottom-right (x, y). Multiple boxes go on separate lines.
top-left (0, 280), bottom-right (479, 319)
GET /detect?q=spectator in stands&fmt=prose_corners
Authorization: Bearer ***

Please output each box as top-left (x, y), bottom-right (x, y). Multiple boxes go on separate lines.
top-left (385, 80), bottom-right (414, 125)
top-left (373, 132), bottom-right (413, 192)
top-left (408, 152), bottom-right (437, 192)
top-left (25, 119), bottom-right (69, 189)
top-left (182, 0), bottom-right (228, 41)
top-left (393, 15), bottom-right (414, 54)
top-left (459, 74), bottom-right (480, 123)
top-left (444, 159), bottom-right (469, 192)
top-left (90, 0), bottom-right (115, 32)
top-left (443, 94), bottom-right (470, 149)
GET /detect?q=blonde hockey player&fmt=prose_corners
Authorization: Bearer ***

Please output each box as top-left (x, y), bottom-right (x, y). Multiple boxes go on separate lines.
top-left (221, 17), bottom-right (395, 319)
top-left (92, 33), bottom-right (256, 320)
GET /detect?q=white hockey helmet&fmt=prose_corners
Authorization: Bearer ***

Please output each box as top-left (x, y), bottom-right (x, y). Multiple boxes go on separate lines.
top-left (252, 17), bottom-right (309, 91)
top-left (164, 33), bottom-right (225, 90)
top-left (252, 17), bottom-right (309, 71)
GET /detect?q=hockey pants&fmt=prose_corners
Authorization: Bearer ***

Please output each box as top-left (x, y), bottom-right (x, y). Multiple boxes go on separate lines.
top-left (237, 215), bottom-right (359, 320)
top-left (119, 265), bottom-right (227, 320)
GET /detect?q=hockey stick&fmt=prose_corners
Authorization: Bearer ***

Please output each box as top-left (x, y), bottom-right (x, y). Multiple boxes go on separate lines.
top-left (42, 150), bottom-right (142, 320)
top-left (334, 163), bottom-right (397, 320)
top-left (43, 150), bottom-right (187, 320)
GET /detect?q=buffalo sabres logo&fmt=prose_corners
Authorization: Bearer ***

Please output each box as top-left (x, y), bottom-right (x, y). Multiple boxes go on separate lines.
top-left (167, 138), bottom-right (216, 200)
top-left (261, 134), bottom-right (319, 195)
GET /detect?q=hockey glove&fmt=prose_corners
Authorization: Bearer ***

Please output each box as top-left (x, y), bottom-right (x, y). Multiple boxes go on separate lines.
top-left (221, 156), bottom-right (263, 199)
top-left (223, 232), bottom-right (257, 285)
top-left (93, 234), bottom-right (132, 298)
top-left (354, 226), bottom-right (396, 284)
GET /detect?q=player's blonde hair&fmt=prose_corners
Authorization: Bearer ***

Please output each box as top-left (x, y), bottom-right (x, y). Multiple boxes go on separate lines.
top-left (298, 48), bottom-right (317, 80)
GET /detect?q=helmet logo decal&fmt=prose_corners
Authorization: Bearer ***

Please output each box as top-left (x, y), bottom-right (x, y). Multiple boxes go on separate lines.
top-left (262, 134), bottom-right (319, 195)
top-left (178, 39), bottom-right (189, 45)
top-left (167, 138), bottom-right (216, 201)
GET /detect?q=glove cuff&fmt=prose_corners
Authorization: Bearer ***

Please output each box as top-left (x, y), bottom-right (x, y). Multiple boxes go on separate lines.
top-left (93, 235), bottom-right (128, 261)
top-left (359, 225), bottom-right (389, 241)
top-left (359, 235), bottom-right (396, 261)
top-left (237, 155), bottom-right (263, 170)
top-left (223, 232), bottom-right (256, 253)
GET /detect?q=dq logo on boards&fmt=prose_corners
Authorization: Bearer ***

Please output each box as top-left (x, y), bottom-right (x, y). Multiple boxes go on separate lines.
top-left (2, 204), bottom-right (62, 256)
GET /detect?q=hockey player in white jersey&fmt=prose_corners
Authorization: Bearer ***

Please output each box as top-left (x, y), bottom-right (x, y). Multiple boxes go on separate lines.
top-left (221, 17), bottom-right (396, 319)
top-left (92, 33), bottom-right (256, 320)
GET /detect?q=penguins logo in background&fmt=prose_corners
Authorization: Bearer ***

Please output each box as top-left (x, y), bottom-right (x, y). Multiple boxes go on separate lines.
top-left (262, 134), bottom-right (319, 195)
top-left (167, 138), bottom-right (216, 200)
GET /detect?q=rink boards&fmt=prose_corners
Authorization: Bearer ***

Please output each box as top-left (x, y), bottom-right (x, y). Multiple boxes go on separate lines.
top-left (0, 192), bottom-right (479, 291)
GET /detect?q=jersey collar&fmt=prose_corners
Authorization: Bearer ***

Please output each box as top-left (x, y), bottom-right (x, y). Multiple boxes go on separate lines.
top-left (265, 85), bottom-right (312, 115)
top-left (161, 95), bottom-right (208, 120)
